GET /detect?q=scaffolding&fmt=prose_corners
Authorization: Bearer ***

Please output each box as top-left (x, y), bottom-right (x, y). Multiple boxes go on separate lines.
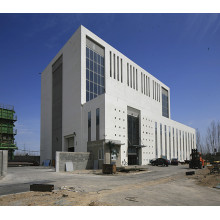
top-left (0, 104), bottom-right (17, 159)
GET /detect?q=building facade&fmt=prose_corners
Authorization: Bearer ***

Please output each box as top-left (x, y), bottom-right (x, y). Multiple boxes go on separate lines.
top-left (40, 25), bottom-right (196, 166)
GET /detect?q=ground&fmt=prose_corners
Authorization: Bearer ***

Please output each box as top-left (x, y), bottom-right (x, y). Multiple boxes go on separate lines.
top-left (0, 165), bottom-right (219, 206)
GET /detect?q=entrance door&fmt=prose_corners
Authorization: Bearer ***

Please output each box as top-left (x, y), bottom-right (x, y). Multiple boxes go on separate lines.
top-left (127, 115), bottom-right (139, 165)
top-left (67, 137), bottom-right (74, 152)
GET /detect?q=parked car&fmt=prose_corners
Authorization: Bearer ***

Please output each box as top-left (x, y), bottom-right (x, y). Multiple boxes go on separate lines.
top-left (150, 158), bottom-right (156, 164)
top-left (171, 158), bottom-right (178, 165)
top-left (151, 158), bottom-right (169, 167)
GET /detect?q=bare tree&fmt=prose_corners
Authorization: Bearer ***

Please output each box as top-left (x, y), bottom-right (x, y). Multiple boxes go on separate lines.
top-left (206, 120), bottom-right (217, 153)
top-left (196, 128), bottom-right (203, 153)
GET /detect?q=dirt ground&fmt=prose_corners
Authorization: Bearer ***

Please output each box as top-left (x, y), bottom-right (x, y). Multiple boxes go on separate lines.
top-left (0, 167), bottom-right (219, 206)
top-left (187, 167), bottom-right (220, 188)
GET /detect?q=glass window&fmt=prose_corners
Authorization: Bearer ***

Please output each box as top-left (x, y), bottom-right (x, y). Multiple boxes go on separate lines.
top-left (86, 46), bottom-right (105, 102)
top-left (162, 87), bottom-right (169, 118)
top-left (110, 51), bottom-right (112, 77)
top-left (127, 63), bottom-right (129, 86)
top-left (121, 58), bottom-right (123, 83)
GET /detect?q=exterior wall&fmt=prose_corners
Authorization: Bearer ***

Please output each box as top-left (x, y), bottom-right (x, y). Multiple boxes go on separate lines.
top-left (0, 150), bottom-right (8, 177)
top-left (41, 26), bottom-right (82, 163)
top-left (55, 152), bottom-right (93, 172)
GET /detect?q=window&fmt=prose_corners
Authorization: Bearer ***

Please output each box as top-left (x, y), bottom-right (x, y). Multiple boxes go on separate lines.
top-left (136, 69), bottom-right (138, 91)
top-left (148, 77), bottom-right (150, 97)
top-left (127, 63), bottom-right (129, 86)
top-left (130, 65), bottom-right (132, 88)
top-left (160, 123), bottom-right (162, 157)
top-left (176, 129), bottom-right (178, 159)
top-left (162, 87), bottom-right (169, 118)
top-left (183, 132), bottom-right (185, 160)
top-left (141, 72), bottom-right (143, 93)
top-left (113, 54), bottom-right (116, 79)
top-left (180, 130), bottom-right (182, 160)
top-left (86, 46), bottom-right (105, 102)
top-left (117, 56), bottom-right (119, 81)
top-left (153, 80), bottom-right (154, 99)
top-left (146, 76), bottom-right (148, 96)
top-left (173, 128), bottom-right (175, 158)
top-left (110, 51), bottom-right (112, 77)
top-left (165, 125), bottom-right (167, 157)
top-left (88, 111), bottom-right (91, 141)
top-left (98, 147), bottom-right (104, 160)
top-left (121, 58), bottom-right (123, 83)
top-left (96, 108), bottom-right (100, 140)
top-left (155, 122), bottom-right (158, 158)
top-left (159, 85), bottom-right (160, 102)
top-left (143, 74), bottom-right (145, 94)
top-left (169, 126), bottom-right (171, 159)
top-left (133, 67), bottom-right (135, 89)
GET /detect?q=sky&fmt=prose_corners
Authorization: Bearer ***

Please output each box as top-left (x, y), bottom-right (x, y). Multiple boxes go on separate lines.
top-left (0, 13), bottom-right (220, 154)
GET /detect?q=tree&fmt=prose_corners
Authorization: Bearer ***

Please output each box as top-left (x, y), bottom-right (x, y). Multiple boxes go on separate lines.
top-left (196, 128), bottom-right (203, 153)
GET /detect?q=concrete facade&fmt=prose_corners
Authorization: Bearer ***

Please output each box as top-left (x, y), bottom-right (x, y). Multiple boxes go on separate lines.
top-left (0, 150), bottom-right (8, 177)
top-left (41, 25), bottom-right (196, 166)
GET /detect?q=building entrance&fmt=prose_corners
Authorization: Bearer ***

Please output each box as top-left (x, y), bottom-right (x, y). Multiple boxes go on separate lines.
top-left (127, 114), bottom-right (139, 165)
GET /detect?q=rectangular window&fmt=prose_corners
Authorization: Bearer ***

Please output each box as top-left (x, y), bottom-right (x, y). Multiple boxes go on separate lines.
top-left (165, 125), bottom-right (167, 157)
top-left (162, 87), bottom-right (169, 118)
top-left (160, 123), bottom-right (163, 157)
top-left (98, 147), bottom-right (104, 160)
top-left (173, 128), bottom-right (175, 158)
top-left (88, 111), bottom-right (91, 141)
top-left (183, 132), bottom-right (185, 160)
top-left (121, 58), bottom-right (123, 83)
top-left (148, 77), bottom-right (150, 97)
top-left (146, 76), bottom-right (148, 96)
top-left (113, 54), bottom-right (116, 79)
top-left (180, 130), bottom-right (182, 161)
top-left (155, 81), bottom-right (157, 101)
top-left (133, 67), bottom-right (135, 89)
top-left (176, 129), bottom-right (178, 160)
top-left (141, 72), bottom-right (143, 93)
top-left (169, 126), bottom-right (171, 159)
top-left (110, 51), bottom-right (112, 77)
top-left (159, 85), bottom-right (160, 102)
top-left (136, 69), bottom-right (138, 91)
top-left (127, 63), bottom-right (129, 86)
top-left (157, 83), bottom-right (159, 101)
top-left (143, 74), bottom-right (145, 94)
top-left (130, 65), bottom-right (132, 88)
top-left (185, 132), bottom-right (188, 159)
top-left (96, 108), bottom-right (100, 140)
top-left (153, 80), bottom-right (154, 99)
top-left (155, 122), bottom-right (158, 158)
top-left (117, 56), bottom-right (119, 81)
top-left (86, 45), bottom-right (105, 102)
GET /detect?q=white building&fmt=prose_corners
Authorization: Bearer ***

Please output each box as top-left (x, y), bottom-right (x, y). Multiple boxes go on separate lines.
top-left (40, 25), bottom-right (196, 166)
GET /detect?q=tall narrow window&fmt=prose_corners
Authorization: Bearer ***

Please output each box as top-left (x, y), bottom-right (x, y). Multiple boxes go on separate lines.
top-left (157, 83), bottom-right (159, 101)
top-left (136, 69), bottom-right (138, 91)
top-left (121, 58), bottom-right (123, 83)
top-left (173, 128), bottom-right (175, 158)
top-left (130, 65), bottom-right (132, 88)
top-left (180, 130), bottom-right (182, 161)
top-left (183, 132), bottom-right (185, 160)
top-left (153, 80), bottom-right (154, 99)
top-left (143, 74), bottom-right (145, 94)
top-left (176, 129), bottom-right (178, 159)
top-left (141, 72), bottom-right (143, 93)
top-left (96, 108), bottom-right (100, 140)
top-left (165, 125), bottom-right (167, 157)
top-left (148, 77), bottom-right (150, 97)
top-left (159, 85), bottom-right (160, 102)
top-left (133, 67), bottom-right (135, 89)
top-left (155, 82), bottom-right (157, 100)
top-left (185, 132), bottom-right (188, 159)
top-left (113, 54), bottom-right (116, 79)
top-left (117, 56), bottom-right (119, 81)
top-left (155, 122), bottom-right (158, 158)
top-left (160, 123), bottom-right (163, 157)
top-left (146, 76), bottom-right (148, 96)
top-left (169, 126), bottom-right (171, 159)
top-left (127, 63), bottom-right (129, 86)
top-left (162, 87), bottom-right (169, 118)
top-left (110, 51), bottom-right (112, 77)
top-left (88, 111), bottom-right (91, 141)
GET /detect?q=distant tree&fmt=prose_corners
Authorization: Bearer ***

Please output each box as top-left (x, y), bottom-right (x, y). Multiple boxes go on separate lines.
top-left (196, 128), bottom-right (203, 153)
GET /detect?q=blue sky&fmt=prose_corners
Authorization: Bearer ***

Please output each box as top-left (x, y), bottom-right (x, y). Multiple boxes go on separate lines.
top-left (0, 13), bottom-right (219, 153)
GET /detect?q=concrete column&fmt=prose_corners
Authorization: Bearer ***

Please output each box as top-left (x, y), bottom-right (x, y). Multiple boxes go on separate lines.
top-left (0, 150), bottom-right (8, 177)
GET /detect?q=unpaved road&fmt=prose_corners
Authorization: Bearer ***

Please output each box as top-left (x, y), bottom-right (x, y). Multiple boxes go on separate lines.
top-left (0, 165), bottom-right (219, 206)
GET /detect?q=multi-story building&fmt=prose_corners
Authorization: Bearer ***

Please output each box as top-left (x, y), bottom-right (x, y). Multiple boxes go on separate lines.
top-left (0, 104), bottom-right (17, 160)
top-left (40, 25), bottom-right (196, 167)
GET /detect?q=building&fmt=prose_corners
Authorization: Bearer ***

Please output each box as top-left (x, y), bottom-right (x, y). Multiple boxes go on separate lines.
top-left (0, 104), bottom-right (17, 160)
top-left (40, 25), bottom-right (196, 167)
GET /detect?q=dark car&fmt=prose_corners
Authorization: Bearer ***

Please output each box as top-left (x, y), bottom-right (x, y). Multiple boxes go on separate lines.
top-left (171, 158), bottom-right (178, 165)
top-left (151, 158), bottom-right (169, 167)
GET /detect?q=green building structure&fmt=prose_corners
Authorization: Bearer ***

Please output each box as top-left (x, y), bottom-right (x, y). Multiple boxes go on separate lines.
top-left (0, 104), bottom-right (17, 160)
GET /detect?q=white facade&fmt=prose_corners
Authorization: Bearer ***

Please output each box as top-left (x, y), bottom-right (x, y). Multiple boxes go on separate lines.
top-left (40, 25), bottom-right (196, 165)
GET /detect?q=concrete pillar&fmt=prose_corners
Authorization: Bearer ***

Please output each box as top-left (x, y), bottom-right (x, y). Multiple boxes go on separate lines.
top-left (0, 150), bottom-right (8, 177)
